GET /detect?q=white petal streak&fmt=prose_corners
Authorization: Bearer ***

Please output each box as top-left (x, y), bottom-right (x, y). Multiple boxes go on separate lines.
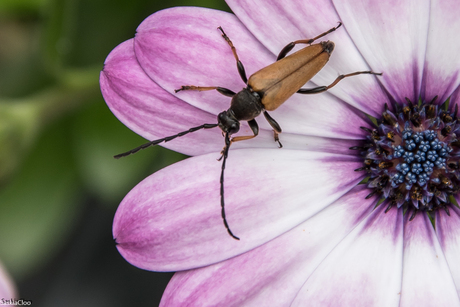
top-left (113, 149), bottom-right (364, 271)
top-left (422, 0), bottom-right (460, 103)
top-left (160, 185), bottom-right (378, 307)
top-left (400, 212), bottom-right (460, 307)
top-left (292, 203), bottom-right (403, 307)
top-left (436, 204), bottom-right (460, 297)
top-left (333, 0), bottom-right (430, 104)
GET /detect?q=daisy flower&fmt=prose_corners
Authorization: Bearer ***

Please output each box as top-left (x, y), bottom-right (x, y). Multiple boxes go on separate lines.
top-left (100, 0), bottom-right (460, 305)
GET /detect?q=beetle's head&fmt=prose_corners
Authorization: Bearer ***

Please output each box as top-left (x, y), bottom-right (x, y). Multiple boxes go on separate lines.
top-left (218, 110), bottom-right (240, 136)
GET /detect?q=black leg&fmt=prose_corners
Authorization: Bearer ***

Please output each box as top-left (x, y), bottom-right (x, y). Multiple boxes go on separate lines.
top-left (218, 26), bottom-right (248, 84)
top-left (263, 111), bottom-right (283, 147)
top-left (277, 23), bottom-right (342, 61)
top-left (296, 71), bottom-right (382, 94)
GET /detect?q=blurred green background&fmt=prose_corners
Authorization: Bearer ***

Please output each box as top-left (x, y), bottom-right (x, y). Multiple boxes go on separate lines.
top-left (0, 0), bottom-right (229, 305)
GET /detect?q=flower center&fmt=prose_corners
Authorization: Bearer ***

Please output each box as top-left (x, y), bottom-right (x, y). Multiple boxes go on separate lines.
top-left (354, 99), bottom-right (460, 219)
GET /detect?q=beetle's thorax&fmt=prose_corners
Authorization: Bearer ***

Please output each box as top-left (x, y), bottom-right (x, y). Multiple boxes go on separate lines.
top-left (230, 87), bottom-right (264, 121)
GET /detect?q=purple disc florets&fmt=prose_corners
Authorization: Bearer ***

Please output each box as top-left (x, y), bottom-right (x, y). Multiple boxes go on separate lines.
top-left (354, 98), bottom-right (460, 219)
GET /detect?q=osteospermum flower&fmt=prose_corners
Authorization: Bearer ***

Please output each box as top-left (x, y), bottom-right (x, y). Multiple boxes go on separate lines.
top-left (100, 0), bottom-right (460, 305)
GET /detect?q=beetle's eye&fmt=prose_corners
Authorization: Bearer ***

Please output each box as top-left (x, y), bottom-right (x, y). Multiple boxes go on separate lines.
top-left (228, 123), bottom-right (240, 135)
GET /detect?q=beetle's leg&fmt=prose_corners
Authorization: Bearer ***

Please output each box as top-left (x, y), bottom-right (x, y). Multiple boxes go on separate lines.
top-left (218, 119), bottom-right (259, 159)
top-left (175, 86), bottom-right (236, 97)
top-left (277, 22), bottom-right (342, 61)
top-left (263, 111), bottom-right (283, 148)
top-left (230, 119), bottom-right (259, 143)
top-left (218, 26), bottom-right (248, 84)
top-left (296, 71), bottom-right (382, 94)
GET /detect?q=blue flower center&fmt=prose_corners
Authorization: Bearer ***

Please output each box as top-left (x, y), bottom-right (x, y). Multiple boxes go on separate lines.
top-left (391, 128), bottom-right (450, 188)
top-left (354, 100), bottom-right (459, 219)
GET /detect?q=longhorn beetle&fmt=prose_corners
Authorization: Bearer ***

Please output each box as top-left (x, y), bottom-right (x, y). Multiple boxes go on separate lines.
top-left (115, 23), bottom-right (382, 240)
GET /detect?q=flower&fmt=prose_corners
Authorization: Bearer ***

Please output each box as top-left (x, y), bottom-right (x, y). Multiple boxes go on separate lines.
top-left (100, 0), bottom-right (460, 305)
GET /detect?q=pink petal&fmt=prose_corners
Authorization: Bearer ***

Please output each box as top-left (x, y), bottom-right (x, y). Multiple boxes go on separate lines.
top-left (333, 0), bottom-right (430, 104)
top-left (227, 0), bottom-right (388, 117)
top-left (113, 149), bottom-right (364, 271)
top-left (291, 202), bottom-right (403, 306)
top-left (436, 204), bottom-right (460, 296)
top-left (160, 185), bottom-right (378, 307)
top-left (422, 0), bottom-right (460, 104)
top-left (0, 262), bottom-right (16, 301)
top-left (100, 39), bottom-right (223, 156)
top-left (134, 7), bottom-right (373, 139)
top-left (400, 212), bottom-right (460, 306)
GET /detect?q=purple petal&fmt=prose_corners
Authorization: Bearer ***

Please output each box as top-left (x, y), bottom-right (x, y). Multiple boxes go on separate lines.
top-left (333, 0), bottom-right (430, 104)
top-left (100, 39), bottom-right (223, 156)
top-left (0, 262), bottom-right (16, 300)
top-left (134, 7), bottom-right (267, 114)
top-left (113, 149), bottom-right (364, 271)
top-left (227, 0), bottom-right (388, 117)
top-left (291, 202), bottom-right (403, 306)
top-left (134, 7), bottom-right (373, 139)
top-left (400, 212), bottom-right (460, 306)
top-left (450, 86), bottom-right (460, 109)
top-left (160, 185), bottom-right (378, 306)
top-left (422, 0), bottom-right (460, 104)
top-left (436, 204), bottom-right (460, 296)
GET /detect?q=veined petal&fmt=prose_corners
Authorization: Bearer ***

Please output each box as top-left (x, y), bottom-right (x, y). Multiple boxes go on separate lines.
top-left (333, 0), bottom-right (430, 104)
top-left (134, 7), bottom-right (374, 139)
top-left (100, 39), bottom-right (223, 156)
top-left (422, 0), bottom-right (460, 104)
top-left (134, 7), bottom-right (265, 114)
top-left (113, 149), bottom-right (364, 272)
top-left (436, 204), bottom-right (460, 296)
top-left (291, 201), bottom-right (403, 307)
top-left (400, 212), bottom-right (460, 307)
top-left (160, 185), bottom-right (378, 307)
top-left (226, 0), bottom-right (388, 117)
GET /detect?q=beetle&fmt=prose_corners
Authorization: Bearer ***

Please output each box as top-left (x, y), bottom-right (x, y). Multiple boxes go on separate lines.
top-left (115, 23), bottom-right (382, 240)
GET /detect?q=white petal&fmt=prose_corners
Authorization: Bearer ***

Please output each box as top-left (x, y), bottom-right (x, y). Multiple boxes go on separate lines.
top-left (436, 205), bottom-right (460, 297)
top-left (292, 203), bottom-right (404, 307)
top-left (400, 212), bottom-right (460, 306)
top-left (334, 0), bottom-right (430, 104)
top-left (422, 0), bottom-right (460, 103)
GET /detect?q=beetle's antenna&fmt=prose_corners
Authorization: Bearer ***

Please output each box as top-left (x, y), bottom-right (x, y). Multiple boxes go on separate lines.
top-left (114, 123), bottom-right (218, 159)
top-left (220, 133), bottom-right (240, 240)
